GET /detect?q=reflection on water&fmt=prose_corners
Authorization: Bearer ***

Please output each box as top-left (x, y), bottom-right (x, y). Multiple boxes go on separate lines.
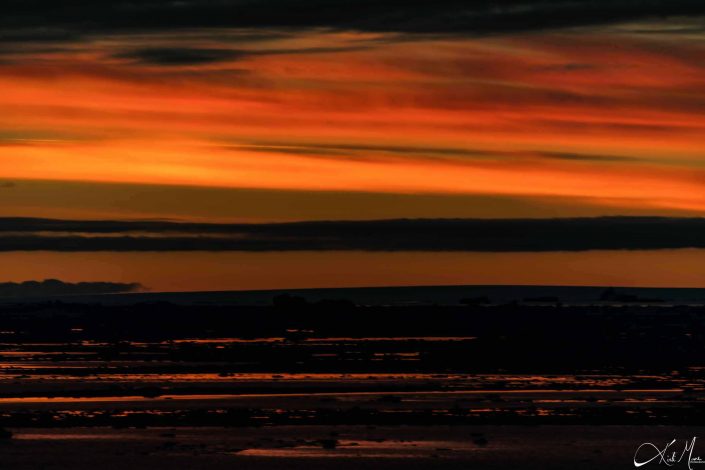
top-left (0, 388), bottom-right (687, 404)
top-left (236, 439), bottom-right (487, 459)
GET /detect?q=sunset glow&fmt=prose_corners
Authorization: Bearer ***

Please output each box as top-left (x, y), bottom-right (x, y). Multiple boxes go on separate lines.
top-left (2, 26), bottom-right (705, 220)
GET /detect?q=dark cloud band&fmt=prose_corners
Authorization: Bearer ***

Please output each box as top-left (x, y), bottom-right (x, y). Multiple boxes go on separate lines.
top-left (0, 217), bottom-right (704, 251)
top-left (112, 45), bottom-right (367, 66)
top-left (2, 0), bottom-right (705, 41)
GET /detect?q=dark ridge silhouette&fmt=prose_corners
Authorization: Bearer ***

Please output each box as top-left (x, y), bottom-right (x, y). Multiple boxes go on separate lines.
top-left (0, 279), bottom-right (143, 298)
top-left (1, 216), bottom-right (705, 251)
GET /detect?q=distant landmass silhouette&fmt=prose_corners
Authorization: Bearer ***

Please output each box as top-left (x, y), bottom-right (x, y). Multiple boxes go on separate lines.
top-left (0, 279), bottom-right (143, 298)
top-left (5, 284), bottom-right (705, 306)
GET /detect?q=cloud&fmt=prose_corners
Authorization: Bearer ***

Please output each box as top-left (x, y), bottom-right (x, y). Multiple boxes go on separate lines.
top-left (537, 152), bottom-right (636, 163)
top-left (232, 142), bottom-right (641, 163)
top-left (112, 47), bottom-right (246, 66)
top-left (112, 45), bottom-right (369, 66)
top-left (1, 13), bottom-right (703, 220)
top-left (0, 217), bottom-right (704, 251)
top-left (0, 279), bottom-right (143, 298)
top-left (2, 1), bottom-right (705, 42)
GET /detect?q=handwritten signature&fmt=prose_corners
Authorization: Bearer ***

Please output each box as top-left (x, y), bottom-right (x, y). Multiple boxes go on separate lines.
top-left (635, 437), bottom-right (705, 469)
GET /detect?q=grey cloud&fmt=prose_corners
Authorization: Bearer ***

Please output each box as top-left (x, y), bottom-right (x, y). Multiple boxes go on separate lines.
top-left (232, 141), bottom-right (642, 163)
top-left (0, 217), bottom-right (704, 251)
top-left (112, 45), bottom-right (368, 65)
top-left (2, 1), bottom-right (705, 42)
top-left (113, 47), bottom-right (247, 65)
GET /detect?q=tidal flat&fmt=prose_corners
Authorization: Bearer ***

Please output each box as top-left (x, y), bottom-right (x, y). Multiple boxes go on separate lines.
top-left (0, 292), bottom-right (703, 467)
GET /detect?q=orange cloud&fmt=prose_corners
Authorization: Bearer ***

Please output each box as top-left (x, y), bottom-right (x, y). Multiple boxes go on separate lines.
top-left (1, 28), bottom-right (704, 217)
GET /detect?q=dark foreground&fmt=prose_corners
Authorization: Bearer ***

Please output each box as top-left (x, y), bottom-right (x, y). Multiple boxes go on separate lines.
top-left (3, 425), bottom-right (700, 470)
top-left (0, 288), bottom-right (704, 468)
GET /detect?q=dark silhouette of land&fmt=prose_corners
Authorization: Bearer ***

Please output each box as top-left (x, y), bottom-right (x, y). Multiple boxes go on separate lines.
top-left (0, 285), bottom-right (702, 468)
top-left (0, 279), bottom-right (142, 297)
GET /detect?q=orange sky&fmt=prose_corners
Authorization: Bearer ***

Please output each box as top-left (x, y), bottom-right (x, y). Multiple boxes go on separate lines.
top-left (1, 25), bottom-right (705, 221)
top-left (1, 249), bottom-right (704, 291)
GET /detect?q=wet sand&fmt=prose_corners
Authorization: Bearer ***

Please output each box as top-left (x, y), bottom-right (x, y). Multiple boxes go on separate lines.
top-left (2, 425), bottom-right (703, 470)
top-left (0, 300), bottom-right (703, 467)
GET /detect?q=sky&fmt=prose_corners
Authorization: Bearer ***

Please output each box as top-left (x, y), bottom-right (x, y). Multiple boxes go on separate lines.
top-left (1, 0), bottom-right (704, 222)
top-left (1, 1), bottom-right (704, 290)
